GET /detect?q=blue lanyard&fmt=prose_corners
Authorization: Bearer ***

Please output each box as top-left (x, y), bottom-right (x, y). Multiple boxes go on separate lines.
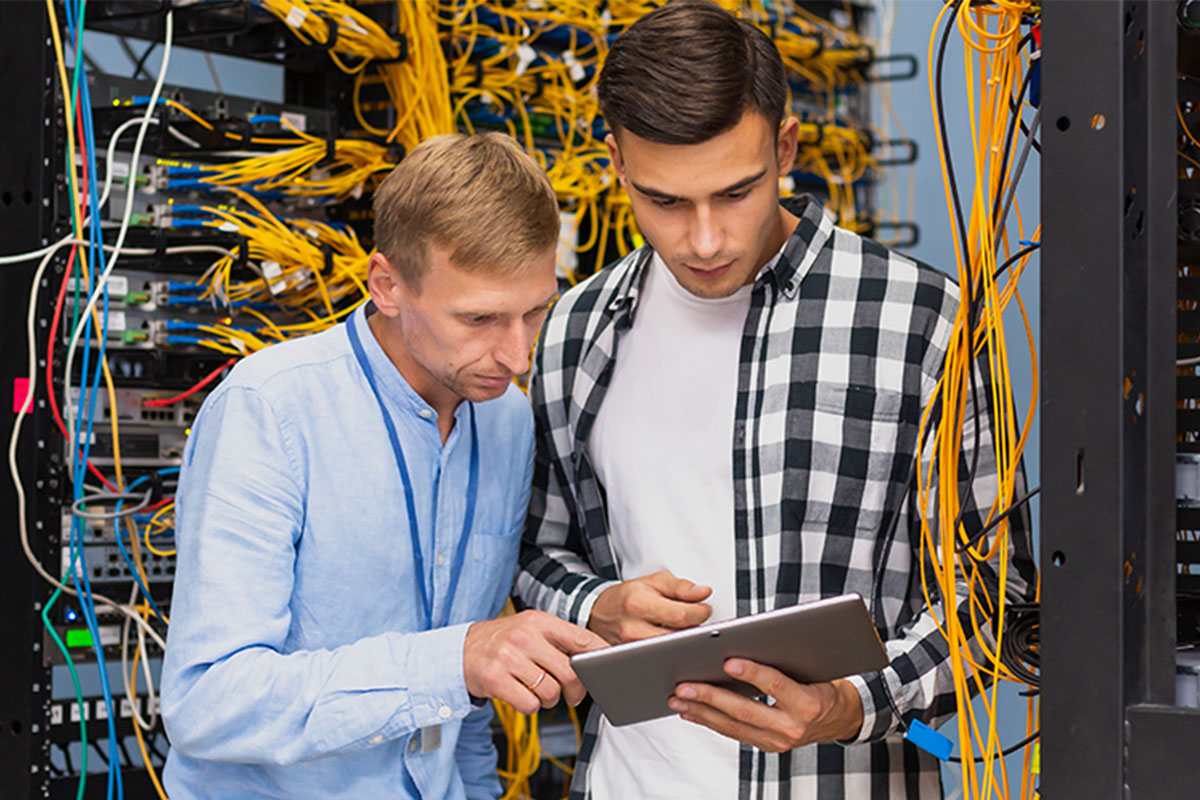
top-left (347, 315), bottom-right (479, 631)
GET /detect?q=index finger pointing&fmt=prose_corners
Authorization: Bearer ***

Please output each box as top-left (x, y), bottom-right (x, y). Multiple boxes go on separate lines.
top-left (542, 615), bottom-right (609, 654)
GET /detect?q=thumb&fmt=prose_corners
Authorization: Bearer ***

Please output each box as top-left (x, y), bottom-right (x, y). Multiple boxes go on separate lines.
top-left (652, 572), bottom-right (712, 602)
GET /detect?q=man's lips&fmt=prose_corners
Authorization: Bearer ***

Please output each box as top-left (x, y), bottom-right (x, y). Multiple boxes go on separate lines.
top-left (685, 260), bottom-right (734, 278)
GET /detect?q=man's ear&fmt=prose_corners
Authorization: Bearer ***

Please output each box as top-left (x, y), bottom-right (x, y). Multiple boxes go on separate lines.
top-left (776, 116), bottom-right (800, 176)
top-left (605, 132), bottom-right (627, 188)
top-left (367, 251), bottom-right (411, 318)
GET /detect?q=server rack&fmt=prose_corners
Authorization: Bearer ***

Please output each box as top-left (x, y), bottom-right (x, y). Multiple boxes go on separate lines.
top-left (1041, 1), bottom-right (1200, 796)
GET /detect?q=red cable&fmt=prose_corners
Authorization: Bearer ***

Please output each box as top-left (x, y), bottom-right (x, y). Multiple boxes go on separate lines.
top-left (44, 92), bottom-right (118, 493)
top-left (143, 358), bottom-right (238, 408)
top-left (142, 497), bottom-right (174, 514)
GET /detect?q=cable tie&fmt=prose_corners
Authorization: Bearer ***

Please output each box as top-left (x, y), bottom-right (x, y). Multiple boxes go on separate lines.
top-left (373, 33), bottom-right (408, 65)
top-left (321, 242), bottom-right (334, 275)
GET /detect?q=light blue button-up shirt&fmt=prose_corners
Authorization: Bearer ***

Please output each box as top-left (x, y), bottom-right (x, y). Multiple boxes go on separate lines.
top-left (161, 305), bottom-right (534, 799)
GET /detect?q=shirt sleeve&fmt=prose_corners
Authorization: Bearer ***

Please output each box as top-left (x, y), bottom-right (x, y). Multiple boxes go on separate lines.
top-left (161, 385), bottom-right (476, 765)
top-left (514, 324), bottom-right (618, 628)
top-left (845, 340), bottom-right (1037, 744)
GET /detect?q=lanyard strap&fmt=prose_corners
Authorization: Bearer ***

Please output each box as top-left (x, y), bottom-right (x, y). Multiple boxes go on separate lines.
top-left (347, 315), bottom-right (479, 631)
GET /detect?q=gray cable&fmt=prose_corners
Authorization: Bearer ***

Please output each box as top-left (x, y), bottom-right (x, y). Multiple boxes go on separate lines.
top-left (204, 51), bottom-right (223, 94)
top-left (993, 108), bottom-right (1041, 252)
top-left (71, 490), bottom-right (153, 520)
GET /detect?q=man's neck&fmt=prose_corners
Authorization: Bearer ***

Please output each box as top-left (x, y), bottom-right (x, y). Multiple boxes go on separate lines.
top-left (366, 310), bottom-right (461, 442)
top-left (751, 202), bottom-right (802, 276)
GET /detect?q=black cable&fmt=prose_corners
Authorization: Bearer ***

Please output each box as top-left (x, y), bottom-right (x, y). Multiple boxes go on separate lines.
top-left (1000, 602), bottom-right (1040, 686)
top-left (948, 730), bottom-right (1040, 762)
top-left (148, 732), bottom-right (170, 764)
top-left (131, 41), bottom-right (157, 80)
top-left (956, 486), bottom-right (1040, 554)
top-left (1014, 109), bottom-right (1041, 154)
top-left (935, 0), bottom-right (972, 310)
top-left (993, 243), bottom-right (1039, 281)
top-left (933, 0), bottom-right (986, 540)
top-left (990, 41), bottom-right (1036, 240)
top-left (116, 736), bottom-right (135, 770)
top-left (46, 743), bottom-right (65, 777)
top-left (60, 740), bottom-right (75, 776)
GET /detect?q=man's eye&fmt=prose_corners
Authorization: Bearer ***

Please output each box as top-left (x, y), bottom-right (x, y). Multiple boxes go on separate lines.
top-left (725, 190), bottom-right (748, 201)
top-left (652, 198), bottom-right (678, 208)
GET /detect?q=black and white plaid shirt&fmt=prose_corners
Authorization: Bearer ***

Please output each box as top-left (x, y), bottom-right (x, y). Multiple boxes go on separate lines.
top-left (516, 195), bottom-right (1036, 799)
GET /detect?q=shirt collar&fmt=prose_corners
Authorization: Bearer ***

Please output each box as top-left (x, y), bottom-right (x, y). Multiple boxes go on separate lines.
top-left (350, 303), bottom-right (469, 427)
top-left (606, 194), bottom-right (835, 320)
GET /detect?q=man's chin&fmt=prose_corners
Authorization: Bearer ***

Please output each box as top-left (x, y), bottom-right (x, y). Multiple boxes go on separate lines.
top-left (462, 381), bottom-right (512, 403)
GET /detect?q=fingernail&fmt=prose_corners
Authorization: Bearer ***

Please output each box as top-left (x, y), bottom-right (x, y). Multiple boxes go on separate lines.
top-left (668, 698), bottom-right (687, 712)
top-left (678, 686), bottom-right (696, 699)
top-left (726, 661), bottom-right (743, 676)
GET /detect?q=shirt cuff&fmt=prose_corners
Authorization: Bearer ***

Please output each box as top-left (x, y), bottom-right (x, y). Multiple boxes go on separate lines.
top-left (404, 621), bottom-right (475, 731)
top-left (574, 578), bottom-right (622, 630)
top-left (842, 670), bottom-right (900, 745)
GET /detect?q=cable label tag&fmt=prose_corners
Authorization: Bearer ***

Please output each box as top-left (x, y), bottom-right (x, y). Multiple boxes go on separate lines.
top-left (285, 5), bottom-right (307, 29)
top-left (904, 719), bottom-right (953, 761)
top-left (12, 378), bottom-right (30, 414)
top-left (562, 50), bottom-right (586, 83)
top-left (281, 111), bottom-right (307, 133)
top-left (515, 44), bottom-right (537, 76)
top-left (341, 14), bottom-right (368, 36)
top-left (67, 275), bottom-right (129, 296)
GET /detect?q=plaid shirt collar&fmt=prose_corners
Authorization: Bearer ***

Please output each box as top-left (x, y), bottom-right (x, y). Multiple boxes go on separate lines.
top-left (604, 193), bottom-right (833, 323)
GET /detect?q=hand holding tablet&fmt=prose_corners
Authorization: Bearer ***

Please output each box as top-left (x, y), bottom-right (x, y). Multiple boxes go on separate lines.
top-left (570, 593), bottom-right (888, 728)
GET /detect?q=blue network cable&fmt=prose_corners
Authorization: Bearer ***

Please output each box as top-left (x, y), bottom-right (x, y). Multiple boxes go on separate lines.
top-left (112, 467), bottom-right (180, 624)
top-left (64, 1), bottom-right (124, 795)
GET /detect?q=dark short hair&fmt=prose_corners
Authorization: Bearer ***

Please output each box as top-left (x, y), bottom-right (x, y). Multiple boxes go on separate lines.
top-left (597, 0), bottom-right (787, 145)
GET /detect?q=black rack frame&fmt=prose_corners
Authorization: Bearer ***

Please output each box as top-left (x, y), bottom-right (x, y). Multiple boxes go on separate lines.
top-left (1041, 1), bottom-right (1200, 796)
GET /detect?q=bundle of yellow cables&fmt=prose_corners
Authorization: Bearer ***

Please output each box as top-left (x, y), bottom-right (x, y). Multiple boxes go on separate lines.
top-left (921, 1), bottom-right (1041, 799)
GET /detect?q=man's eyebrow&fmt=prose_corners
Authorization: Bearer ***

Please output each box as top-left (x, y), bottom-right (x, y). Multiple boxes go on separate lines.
top-left (629, 181), bottom-right (680, 202)
top-left (717, 169), bottom-right (768, 194)
top-left (450, 292), bottom-right (558, 318)
top-left (629, 169), bottom-right (768, 201)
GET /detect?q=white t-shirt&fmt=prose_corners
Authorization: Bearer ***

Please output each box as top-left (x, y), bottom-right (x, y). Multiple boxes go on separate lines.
top-left (586, 249), bottom-right (778, 798)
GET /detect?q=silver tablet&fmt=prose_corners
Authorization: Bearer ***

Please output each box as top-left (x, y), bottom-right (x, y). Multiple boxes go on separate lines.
top-left (570, 592), bottom-right (889, 727)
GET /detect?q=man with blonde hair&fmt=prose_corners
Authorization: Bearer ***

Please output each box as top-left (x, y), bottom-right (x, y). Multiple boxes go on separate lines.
top-left (161, 132), bottom-right (606, 800)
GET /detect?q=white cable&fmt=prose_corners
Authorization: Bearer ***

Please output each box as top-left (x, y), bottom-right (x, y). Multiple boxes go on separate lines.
top-left (120, 579), bottom-right (160, 732)
top-left (8, 235), bottom-right (222, 638)
top-left (0, 111), bottom-right (157, 267)
top-left (63, 9), bottom-right (174, 460)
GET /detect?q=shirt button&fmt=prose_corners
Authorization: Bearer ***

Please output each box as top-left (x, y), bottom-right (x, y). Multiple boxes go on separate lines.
top-left (408, 737), bottom-right (419, 753)
top-left (437, 552), bottom-right (444, 566)
top-left (438, 705), bottom-right (452, 719)
top-left (418, 409), bottom-right (434, 420)
top-left (370, 735), bottom-right (383, 745)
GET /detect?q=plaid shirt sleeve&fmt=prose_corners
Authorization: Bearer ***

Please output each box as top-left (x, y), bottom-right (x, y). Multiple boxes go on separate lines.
top-left (514, 261), bottom-right (638, 627)
top-left (845, 283), bottom-right (1037, 744)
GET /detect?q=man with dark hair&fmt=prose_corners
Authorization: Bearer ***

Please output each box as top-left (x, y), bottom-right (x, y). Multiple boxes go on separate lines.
top-left (517, 1), bottom-right (1035, 797)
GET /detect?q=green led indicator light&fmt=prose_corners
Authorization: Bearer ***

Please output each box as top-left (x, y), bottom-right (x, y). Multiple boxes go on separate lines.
top-left (65, 629), bottom-right (93, 649)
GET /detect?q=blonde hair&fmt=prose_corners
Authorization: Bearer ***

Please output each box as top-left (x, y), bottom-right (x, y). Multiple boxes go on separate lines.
top-left (373, 132), bottom-right (560, 289)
